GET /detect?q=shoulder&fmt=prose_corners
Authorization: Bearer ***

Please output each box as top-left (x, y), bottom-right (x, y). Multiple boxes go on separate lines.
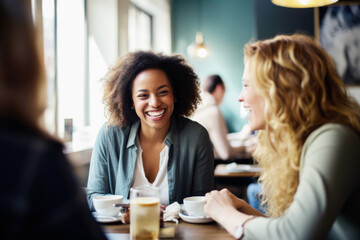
top-left (174, 116), bottom-right (209, 134)
top-left (0, 122), bottom-right (65, 168)
top-left (172, 117), bottom-right (211, 147)
top-left (97, 122), bottom-right (132, 140)
top-left (305, 124), bottom-right (360, 147)
top-left (94, 122), bottom-right (138, 151)
top-left (302, 123), bottom-right (360, 161)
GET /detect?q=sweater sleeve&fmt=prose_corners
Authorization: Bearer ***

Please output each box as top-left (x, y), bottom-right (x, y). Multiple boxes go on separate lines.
top-left (192, 125), bottom-right (215, 196)
top-left (243, 124), bottom-right (360, 240)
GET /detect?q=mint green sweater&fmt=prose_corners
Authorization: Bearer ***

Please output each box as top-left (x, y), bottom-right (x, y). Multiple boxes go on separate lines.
top-left (244, 124), bottom-right (360, 240)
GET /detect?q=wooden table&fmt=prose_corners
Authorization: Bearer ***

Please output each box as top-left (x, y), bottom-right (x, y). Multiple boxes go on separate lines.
top-left (103, 220), bottom-right (234, 239)
top-left (215, 164), bottom-right (261, 178)
top-left (214, 164), bottom-right (261, 199)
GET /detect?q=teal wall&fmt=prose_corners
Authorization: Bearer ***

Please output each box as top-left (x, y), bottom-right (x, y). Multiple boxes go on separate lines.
top-left (172, 0), bottom-right (254, 132)
top-left (172, 0), bottom-right (314, 132)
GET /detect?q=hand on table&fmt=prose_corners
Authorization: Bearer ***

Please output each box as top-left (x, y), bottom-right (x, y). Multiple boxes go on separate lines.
top-left (204, 189), bottom-right (262, 237)
top-left (205, 188), bottom-right (266, 217)
top-left (120, 208), bottom-right (130, 224)
top-left (204, 189), bottom-right (244, 222)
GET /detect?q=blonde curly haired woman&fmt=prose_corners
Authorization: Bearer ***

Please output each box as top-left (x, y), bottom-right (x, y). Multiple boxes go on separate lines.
top-left (204, 34), bottom-right (360, 240)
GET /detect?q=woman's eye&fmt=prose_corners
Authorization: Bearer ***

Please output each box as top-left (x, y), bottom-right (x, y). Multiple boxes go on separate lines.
top-left (137, 94), bottom-right (148, 98)
top-left (159, 90), bottom-right (169, 96)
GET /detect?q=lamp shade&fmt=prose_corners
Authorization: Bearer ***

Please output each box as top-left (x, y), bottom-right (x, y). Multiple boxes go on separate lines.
top-left (187, 32), bottom-right (209, 59)
top-left (272, 0), bottom-right (338, 8)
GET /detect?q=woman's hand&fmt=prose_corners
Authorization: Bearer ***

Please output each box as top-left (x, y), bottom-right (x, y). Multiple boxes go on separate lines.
top-left (204, 188), bottom-right (266, 237)
top-left (120, 208), bottom-right (130, 224)
top-left (204, 189), bottom-right (242, 223)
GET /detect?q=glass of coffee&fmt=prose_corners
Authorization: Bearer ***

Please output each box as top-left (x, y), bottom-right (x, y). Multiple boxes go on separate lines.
top-left (130, 186), bottom-right (160, 240)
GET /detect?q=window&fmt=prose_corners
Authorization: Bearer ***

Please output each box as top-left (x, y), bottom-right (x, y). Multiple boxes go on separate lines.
top-left (128, 4), bottom-right (153, 51)
top-left (32, 0), bottom-right (171, 151)
top-left (57, 0), bottom-right (86, 140)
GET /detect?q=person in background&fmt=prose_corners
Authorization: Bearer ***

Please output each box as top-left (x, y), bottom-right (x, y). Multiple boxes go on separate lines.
top-left (87, 51), bottom-right (214, 210)
top-left (246, 183), bottom-right (265, 214)
top-left (343, 30), bottom-right (360, 84)
top-left (0, 0), bottom-right (106, 239)
top-left (192, 74), bottom-right (255, 160)
top-left (204, 34), bottom-right (360, 239)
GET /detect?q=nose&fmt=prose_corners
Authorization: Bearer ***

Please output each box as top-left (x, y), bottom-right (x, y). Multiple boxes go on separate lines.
top-left (149, 95), bottom-right (161, 107)
top-left (238, 89), bottom-right (244, 102)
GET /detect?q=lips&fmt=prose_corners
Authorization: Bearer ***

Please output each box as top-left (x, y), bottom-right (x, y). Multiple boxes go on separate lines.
top-left (146, 109), bottom-right (165, 118)
top-left (243, 106), bottom-right (251, 113)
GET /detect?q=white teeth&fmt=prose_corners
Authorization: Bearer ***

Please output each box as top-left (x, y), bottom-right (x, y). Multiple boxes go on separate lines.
top-left (147, 110), bottom-right (165, 117)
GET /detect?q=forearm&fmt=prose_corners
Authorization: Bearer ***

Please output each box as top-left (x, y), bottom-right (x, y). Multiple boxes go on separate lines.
top-left (236, 199), bottom-right (266, 217)
top-left (218, 206), bottom-right (255, 237)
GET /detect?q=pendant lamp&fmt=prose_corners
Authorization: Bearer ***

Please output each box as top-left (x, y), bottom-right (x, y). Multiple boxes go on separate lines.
top-left (187, 32), bottom-right (209, 58)
top-left (187, 0), bottom-right (209, 59)
top-left (272, 0), bottom-right (338, 8)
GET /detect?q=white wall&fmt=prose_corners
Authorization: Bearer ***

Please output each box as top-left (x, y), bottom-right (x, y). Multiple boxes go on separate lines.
top-left (131, 0), bottom-right (171, 53)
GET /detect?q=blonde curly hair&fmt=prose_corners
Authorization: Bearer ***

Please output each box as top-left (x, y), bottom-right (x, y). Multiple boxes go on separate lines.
top-left (244, 34), bottom-right (360, 217)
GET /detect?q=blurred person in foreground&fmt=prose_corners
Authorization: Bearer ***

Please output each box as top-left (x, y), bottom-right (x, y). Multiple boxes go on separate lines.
top-left (192, 74), bottom-right (256, 160)
top-left (204, 34), bottom-right (360, 239)
top-left (0, 0), bottom-right (106, 239)
top-left (86, 51), bottom-right (214, 211)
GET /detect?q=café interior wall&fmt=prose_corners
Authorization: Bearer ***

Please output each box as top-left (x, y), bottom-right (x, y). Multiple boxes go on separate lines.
top-left (172, 0), bottom-right (360, 132)
top-left (171, 0), bottom-right (254, 132)
top-left (171, 0), bottom-right (316, 133)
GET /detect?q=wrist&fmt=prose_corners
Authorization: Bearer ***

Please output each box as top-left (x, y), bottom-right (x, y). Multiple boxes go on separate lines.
top-left (217, 205), bottom-right (237, 225)
top-left (232, 215), bottom-right (256, 239)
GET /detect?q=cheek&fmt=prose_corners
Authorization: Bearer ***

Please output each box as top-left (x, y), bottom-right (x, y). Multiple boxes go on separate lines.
top-left (244, 89), bottom-right (256, 104)
top-left (133, 100), bottom-right (145, 113)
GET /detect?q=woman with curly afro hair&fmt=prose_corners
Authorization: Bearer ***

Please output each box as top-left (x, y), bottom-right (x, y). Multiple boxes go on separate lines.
top-left (87, 51), bottom-right (214, 210)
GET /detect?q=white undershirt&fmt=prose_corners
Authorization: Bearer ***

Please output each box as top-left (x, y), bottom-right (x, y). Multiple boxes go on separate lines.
top-left (131, 136), bottom-right (169, 205)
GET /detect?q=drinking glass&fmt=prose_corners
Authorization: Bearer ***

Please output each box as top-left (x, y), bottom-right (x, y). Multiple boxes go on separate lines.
top-left (130, 186), bottom-right (160, 240)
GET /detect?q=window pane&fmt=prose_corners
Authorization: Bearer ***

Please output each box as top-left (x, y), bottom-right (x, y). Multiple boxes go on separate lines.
top-left (128, 4), bottom-right (152, 51)
top-left (57, 0), bottom-right (85, 138)
top-left (42, 0), bottom-right (56, 134)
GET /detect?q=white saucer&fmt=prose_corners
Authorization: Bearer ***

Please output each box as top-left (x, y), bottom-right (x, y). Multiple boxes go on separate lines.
top-left (92, 212), bottom-right (122, 223)
top-left (178, 211), bottom-right (213, 224)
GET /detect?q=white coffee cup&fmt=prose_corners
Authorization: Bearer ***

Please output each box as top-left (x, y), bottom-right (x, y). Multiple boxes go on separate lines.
top-left (183, 196), bottom-right (206, 217)
top-left (92, 195), bottom-right (124, 217)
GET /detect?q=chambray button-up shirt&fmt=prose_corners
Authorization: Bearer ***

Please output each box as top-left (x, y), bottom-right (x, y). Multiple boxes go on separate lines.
top-left (87, 116), bottom-right (214, 210)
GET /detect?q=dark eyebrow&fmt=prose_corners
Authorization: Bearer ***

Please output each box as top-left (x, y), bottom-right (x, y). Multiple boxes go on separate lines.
top-left (157, 84), bottom-right (168, 90)
top-left (135, 85), bottom-right (169, 93)
top-left (135, 89), bottom-right (148, 93)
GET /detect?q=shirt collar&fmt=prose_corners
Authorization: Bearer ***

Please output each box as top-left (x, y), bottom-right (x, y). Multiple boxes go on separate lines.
top-left (126, 117), bottom-right (179, 148)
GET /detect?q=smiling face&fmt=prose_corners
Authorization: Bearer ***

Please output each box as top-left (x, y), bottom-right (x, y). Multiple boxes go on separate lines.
top-left (238, 61), bottom-right (266, 131)
top-left (132, 69), bottom-right (175, 132)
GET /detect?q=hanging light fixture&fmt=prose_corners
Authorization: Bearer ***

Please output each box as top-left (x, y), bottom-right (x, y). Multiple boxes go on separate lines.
top-left (187, 0), bottom-right (209, 59)
top-left (272, 0), bottom-right (338, 8)
top-left (187, 32), bottom-right (209, 58)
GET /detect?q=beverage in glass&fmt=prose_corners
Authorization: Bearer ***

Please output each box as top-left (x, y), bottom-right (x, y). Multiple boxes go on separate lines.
top-left (130, 186), bottom-right (160, 240)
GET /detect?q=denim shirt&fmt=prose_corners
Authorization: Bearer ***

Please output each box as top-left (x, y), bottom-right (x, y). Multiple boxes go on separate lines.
top-left (86, 116), bottom-right (214, 210)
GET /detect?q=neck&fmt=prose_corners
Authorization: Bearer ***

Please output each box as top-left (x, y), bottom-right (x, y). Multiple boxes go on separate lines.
top-left (139, 122), bottom-right (170, 144)
top-left (212, 92), bottom-right (221, 105)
